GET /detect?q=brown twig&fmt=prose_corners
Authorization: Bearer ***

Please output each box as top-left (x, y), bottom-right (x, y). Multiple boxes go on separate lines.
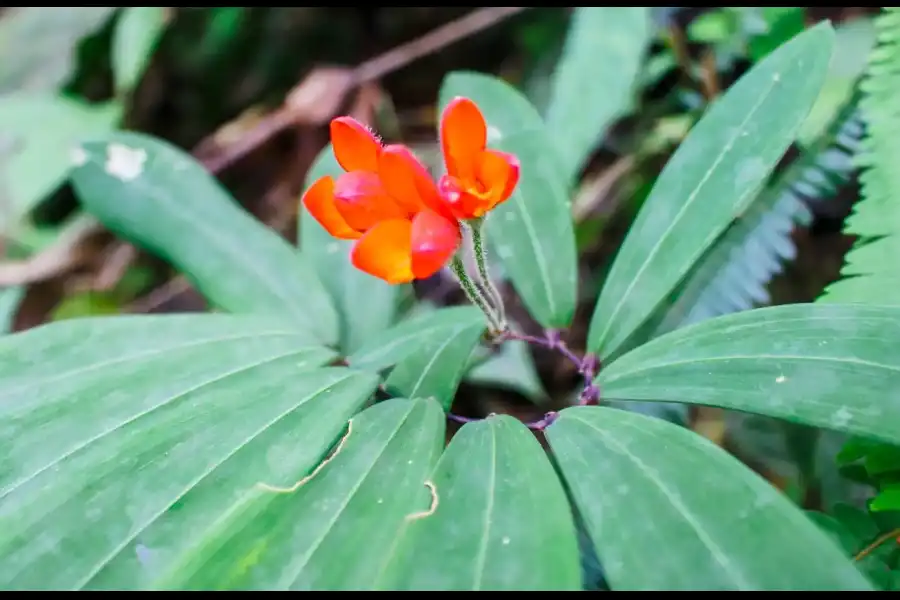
top-left (571, 155), bottom-right (635, 222)
top-left (698, 48), bottom-right (720, 101)
top-left (125, 275), bottom-right (190, 313)
top-left (0, 214), bottom-right (103, 286)
top-left (854, 528), bottom-right (900, 562)
top-left (93, 242), bottom-right (138, 291)
top-left (665, 24), bottom-right (694, 91)
top-left (352, 7), bottom-right (526, 84)
top-left (200, 7), bottom-right (527, 174)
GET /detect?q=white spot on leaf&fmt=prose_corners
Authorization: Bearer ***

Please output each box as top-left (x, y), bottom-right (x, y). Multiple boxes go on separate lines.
top-left (71, 146), bottom-right (88, 167)
top-left (831, 406), bottom-right (853, 428)
top-left (775, 375), bottom-right (786, 384)
top-left (105, 143), bottom-right (147, 181)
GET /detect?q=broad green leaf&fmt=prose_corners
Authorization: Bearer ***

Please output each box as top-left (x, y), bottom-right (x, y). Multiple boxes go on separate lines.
top-left (646, 93), bottom-right (860, 337)
top-left (347, 305), bottom-right (484, 371)
top-left (0, 94), bottom-right (121, 230)
top-left (384, 321), bottom-right (484, 411)
top-left (70, 131), bottom-right (339, 345)
top-left (299, 144), bottom-right (400, 354)
top-left (466, 337), bottom-right (547, 403)
top-left (0, 7), bottom-right (116, 93)
top-left (381, 415), bottom-right (581, 591)
top-left (546, 7), bottom-right (651, 185)
top-left (587, 23), bottom-right (835, 359)
top-left (165, 397), bottom-right (445, 590)
top-left (3, 367), bottom-right (377, 590)
top-left (546, 406), bottom-right (873, 590)
top-left (599, 303), bottom-right (900, 445)
top-left (439, 72), bottom-right (577, 328)
top-left (112, 7), bottom-right (168, 95)
top-left (0, 314), bottom-right (378, 589)
top-left (798, 16), bottom-right (874, 146)
top-left (0, 313), bottom-right (333, 431)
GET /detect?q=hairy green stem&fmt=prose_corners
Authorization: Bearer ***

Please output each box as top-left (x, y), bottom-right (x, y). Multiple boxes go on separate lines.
top-left (450, 255), bottom-right (502, 332)
top-left (469, 220), bottom-right (507, 328)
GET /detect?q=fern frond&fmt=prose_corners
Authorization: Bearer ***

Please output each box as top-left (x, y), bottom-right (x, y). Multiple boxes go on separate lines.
top-left (820, 7), bottom-right (900, 304)
top-left (650, 90), bottom-right (862, 335)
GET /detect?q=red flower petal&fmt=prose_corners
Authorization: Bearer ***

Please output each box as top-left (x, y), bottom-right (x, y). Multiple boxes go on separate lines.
top-left (477, 148), bottom-right (520, 208)
top-left (301, 175), bottom-right (362, 240)
top-left (380, 144), bottom-right (457, 222)
top-left (330, 117), bottom-right (381, 172)
top-left (440, 97), bottom-right (487, 180)
top-left (333, 171), bottom-right (407, 232)
top-left (410, 209), bottom-right (461, 279)
top-left (350, 219), bottom-right (414, 284)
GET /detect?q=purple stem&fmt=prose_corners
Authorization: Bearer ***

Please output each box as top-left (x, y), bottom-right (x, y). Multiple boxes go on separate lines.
top-left (447, 413), bottom-right (481, 425)
top-left (449, 410), bottom-right (560, 431)
top-left (500, 329), bottom-right (600, 406)
top-left (446, 329), bottom-right (601, 430)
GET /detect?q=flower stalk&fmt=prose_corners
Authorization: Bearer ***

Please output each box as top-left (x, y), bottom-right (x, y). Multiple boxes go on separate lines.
top-left (450, 255), bottom-right (502, 333)
top-left (469, 218), bottom-right (507, 328)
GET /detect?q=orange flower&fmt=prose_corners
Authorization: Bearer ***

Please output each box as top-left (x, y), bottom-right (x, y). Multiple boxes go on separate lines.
top-left (302, 117), bottom-right (461, 284)
top-left (437, 97), bottom-right (520, 220)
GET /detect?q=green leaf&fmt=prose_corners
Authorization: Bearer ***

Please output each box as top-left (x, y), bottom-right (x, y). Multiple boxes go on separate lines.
top-left (747, 8), bottom-right (807, 62)
top-left (158, 397), bottom-right (445, 590)
top-left (0, 94), bottom-right (121, 231)
top-left (0, 313), bottom-right (332, 400)
top-left (0, 314), bottom-right (377, 590)
top-left (862, 443), bottom-right (900, 476)
top-left (0, 7), bottom-right (116, 93)
top-left (381, 415), bottom-right (581, 591)
top-left (70, 131), bottom-right (339, 345)
top-left (688, 8), bottom-right (741, 44)
top-left (599, 303), bottom-right (900, 445)
top-left (438, 72), bottom-right (577, 328)
top-left (647, 94), bottom-right (860, 339)
top-left (798, 16), bottom-right (874, 146)
top-left (807, 511), bottom-right (860, 555)
top-left (384, 321), bottom-right (484, 411)
top-left (871, 485), bottom-right (900, 512)
top-left (587, 22), bottom-right (835, 359)
top-left (347, 305), bottom-right (484, 371)
top-left (5, 367), bottom-right (378, 590)
top-left (299, 145), bottom-right (400, 354)
top-left (465, 337), bottom-right (547, 403)
top-left (832, 504), bottom-right (881, 546)
top-left (545, 7), bottom-right (651, 184)
top-left (546, 406), bottom-right (873, 591)
top-left (112, 7), bottom-right (168, 95)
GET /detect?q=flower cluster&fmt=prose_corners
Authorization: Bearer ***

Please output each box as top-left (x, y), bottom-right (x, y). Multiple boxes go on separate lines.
top-left (302, 97), bottom-right (519, 287)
